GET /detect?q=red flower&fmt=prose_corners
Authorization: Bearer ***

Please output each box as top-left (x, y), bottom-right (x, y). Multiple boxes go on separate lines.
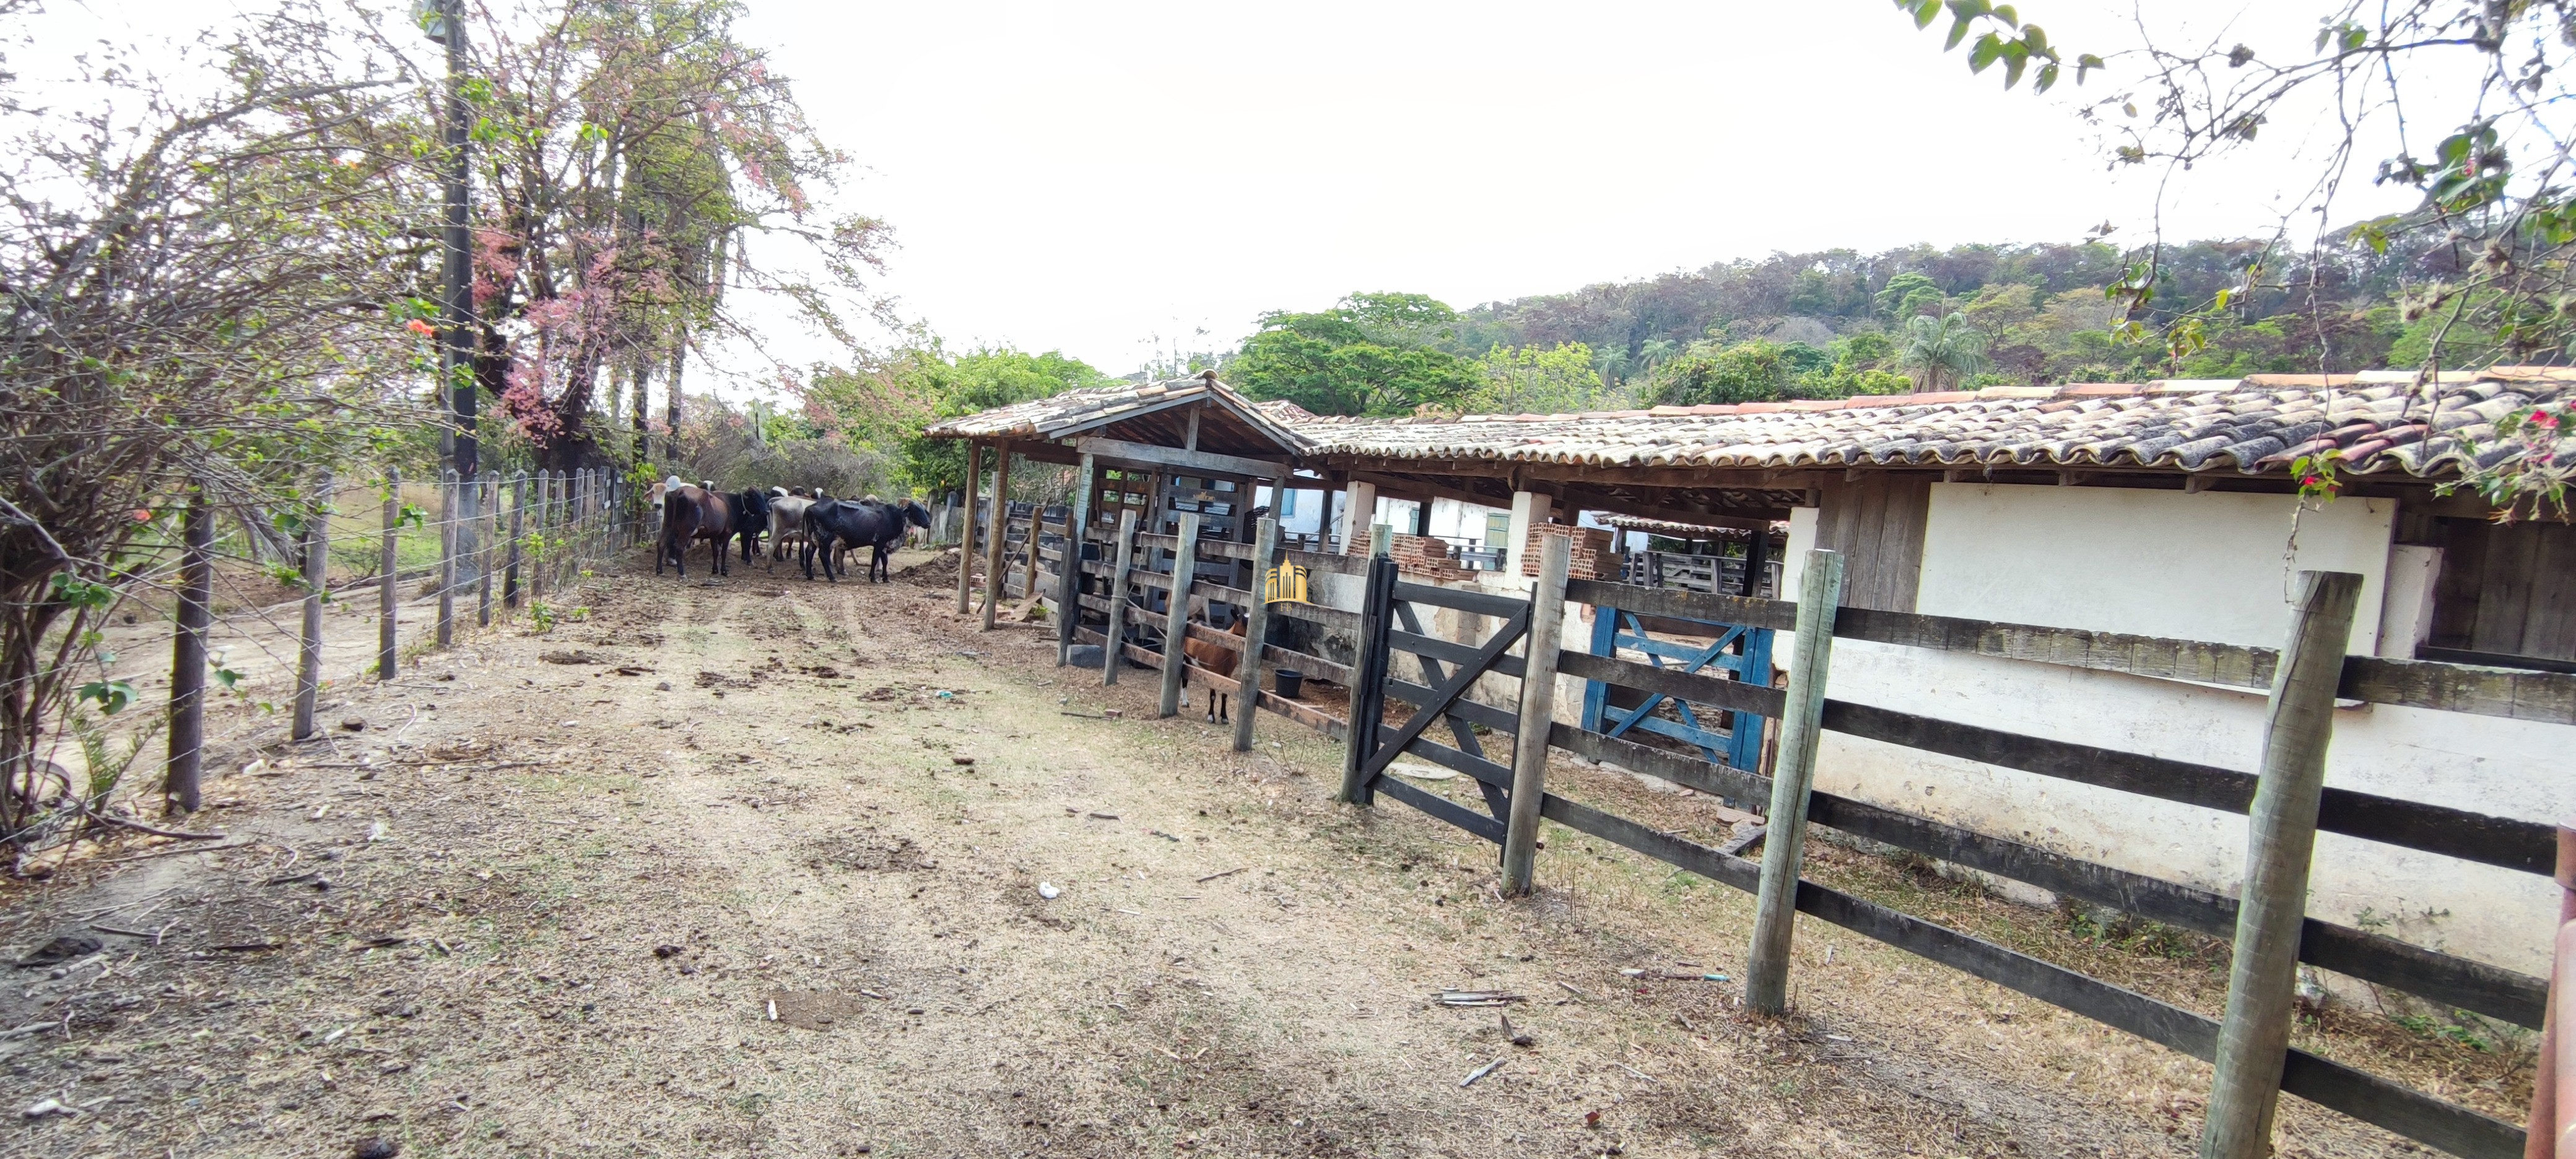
top-left (405, 319), bottom-right (437, 337)
top-left (2532, 410), bottom-right (2561, 430)
top-left (129, 508), bottom-right (151, 522)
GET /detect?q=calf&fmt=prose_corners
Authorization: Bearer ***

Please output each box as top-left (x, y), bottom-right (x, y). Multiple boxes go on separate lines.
top-left (1178, 614), bottom-right (1250, 723)
top-left (767, 488), bottom-right (813, 569)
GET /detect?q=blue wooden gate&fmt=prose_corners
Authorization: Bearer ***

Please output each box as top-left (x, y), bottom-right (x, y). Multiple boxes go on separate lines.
top-left (1579, 606), bottom-right (1775, 773)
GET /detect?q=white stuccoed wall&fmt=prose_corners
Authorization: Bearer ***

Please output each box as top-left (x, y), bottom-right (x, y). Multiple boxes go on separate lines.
top-left (1782, 484), bottom-right (2567, 976)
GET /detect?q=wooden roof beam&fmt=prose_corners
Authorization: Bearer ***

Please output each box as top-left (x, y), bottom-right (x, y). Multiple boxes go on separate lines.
top-left (1071, 435), bottom-right (1288, 481)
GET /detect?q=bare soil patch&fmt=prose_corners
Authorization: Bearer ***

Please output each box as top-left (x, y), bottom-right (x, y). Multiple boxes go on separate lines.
top-left (0, 551), bottom-right (2493, 1158)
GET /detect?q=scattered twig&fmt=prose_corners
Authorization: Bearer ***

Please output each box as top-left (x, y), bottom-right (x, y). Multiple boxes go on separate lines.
top-left (76, 805), bottom-right (225, 842)
top-left (1554, 979), bottom-right (1591, 1001)
top-left (1616, 1062), bottom-right (1655, 1083)
top-left (1460, 1057), bottom-right (1506, 1088)
top-left (96, 840), bottom-right (248, 865)
top-left (87, 925), bottom-right (156, 939)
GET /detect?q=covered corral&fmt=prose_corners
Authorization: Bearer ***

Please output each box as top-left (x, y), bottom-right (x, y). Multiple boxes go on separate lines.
top-left (921, 367), bottom-right (2576, 1157)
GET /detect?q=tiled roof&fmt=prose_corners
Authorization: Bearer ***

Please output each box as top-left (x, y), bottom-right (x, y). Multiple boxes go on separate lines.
top-left (926, 368), bottom-right (2575, 480)
top-left (921, 371), bottom-right (1315, 451)
top-left (1299, 369), bottom-right (2576, 479)
top-left (1604, 514), bottom-right (1787, 539)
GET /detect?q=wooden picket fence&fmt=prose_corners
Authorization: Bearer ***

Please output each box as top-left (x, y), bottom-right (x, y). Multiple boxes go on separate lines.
top-left (957, 493), bottom-right (2573, 1159)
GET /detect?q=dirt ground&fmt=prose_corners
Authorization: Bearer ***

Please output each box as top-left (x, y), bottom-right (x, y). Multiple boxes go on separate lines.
top-left (0, 549), bottom-right (2494, 1158)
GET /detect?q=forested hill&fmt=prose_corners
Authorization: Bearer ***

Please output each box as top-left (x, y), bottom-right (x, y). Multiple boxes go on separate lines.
top-left (1427, 237), bottom-right (2455, 388)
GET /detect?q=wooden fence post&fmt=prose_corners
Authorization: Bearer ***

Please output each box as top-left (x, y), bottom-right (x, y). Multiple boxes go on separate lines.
top-left (1158, 512), bottom-right (1202, 718)
top-left (378, 469), bottom-right (399, 680)
top-left (1103, 509), bottom-right (1138, 687)
top-left (982, 451), bottom-right (1012, 630)
top-left (2529, 822), bottom-right (2576, 1158)
top-left (163, 488), bottom-right (212, 814)
top-left (476, 472), bottom-right (495, 627)
top-left (435, 467), bottom-right (457, 647)
top-left (504, 471), bottom-right (524, 608)
top-left (1231, 515), bottom-right (1281, 752)
top-left (1744, 547), bottom-right (1845, 1014)
top-left (957, 443), bottom-right (982, 615)
top-left (1336, 553), bottom-right (1398, 805)
top-left (457, 467), bottom-right (481, 630)
top-left (2200, 570), bottom-right (2363, 1159)
top-left (1020, 499), bottom-right (1042, 608)
top-left (1502, 532), bottom-right (1572, 895)
top-left (1058, 453), bottom-right (1095, 665)
top-left (292, 471), bottom-right (331, 740)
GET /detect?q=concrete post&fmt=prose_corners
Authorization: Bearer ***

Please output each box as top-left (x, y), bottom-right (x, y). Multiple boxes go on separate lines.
top-left (1337, 480), bottom-right (1377, 555)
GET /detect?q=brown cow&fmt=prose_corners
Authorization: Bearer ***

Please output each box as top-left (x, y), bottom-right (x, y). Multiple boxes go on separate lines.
top-left (656, 481), bottom-right (738, 578)
top-left (1179, 614), bottom-right (1250, 723)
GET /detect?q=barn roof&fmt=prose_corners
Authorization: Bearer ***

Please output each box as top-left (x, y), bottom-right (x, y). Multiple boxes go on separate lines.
top-left (923, 368), bottom-right (2575, 483)
top-left (1299, 370), bottom-right (2576, 480)
top-left (921, 370), bottom-right (1315, 459)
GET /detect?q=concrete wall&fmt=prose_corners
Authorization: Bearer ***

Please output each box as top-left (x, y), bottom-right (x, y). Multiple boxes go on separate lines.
top-left (1783, 483), bottom-right (2565, 976)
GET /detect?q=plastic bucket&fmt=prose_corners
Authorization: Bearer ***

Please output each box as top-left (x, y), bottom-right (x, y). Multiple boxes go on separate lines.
top-left (1274, 669), bottom-right (1305, 700)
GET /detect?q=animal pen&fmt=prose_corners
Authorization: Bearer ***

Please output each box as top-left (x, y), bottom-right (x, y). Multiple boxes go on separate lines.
top-left (929, 370), bottom-right (2576, 1158)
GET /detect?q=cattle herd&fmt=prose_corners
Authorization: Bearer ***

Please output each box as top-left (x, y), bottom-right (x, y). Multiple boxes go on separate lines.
top-left (652, 478), bottom-right (933, 583)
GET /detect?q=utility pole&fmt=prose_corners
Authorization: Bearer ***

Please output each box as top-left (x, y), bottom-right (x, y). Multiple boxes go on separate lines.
top-left (423, 0), bottom-right (474, 478)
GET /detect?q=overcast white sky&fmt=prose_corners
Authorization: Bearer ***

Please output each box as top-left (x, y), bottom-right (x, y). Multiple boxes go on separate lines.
top-left (31, 0), bottom-right (2434, 386)
top-left (729, 0), bottom-right (2420, 379)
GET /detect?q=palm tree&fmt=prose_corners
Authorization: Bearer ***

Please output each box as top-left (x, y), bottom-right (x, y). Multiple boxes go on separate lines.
top-left (1897, 313), bottom-right (1991, 393)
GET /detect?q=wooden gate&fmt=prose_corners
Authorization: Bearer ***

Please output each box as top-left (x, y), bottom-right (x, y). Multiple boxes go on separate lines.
top-left (1580, 606), bottom-right (1773, 775)
top-left (1336, 556), bottom-right (1536, 842)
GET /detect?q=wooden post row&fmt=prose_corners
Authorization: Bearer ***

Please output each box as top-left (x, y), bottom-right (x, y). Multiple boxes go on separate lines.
top-left (378, 469), bottom-right (399, 680)
top-left (163, 488), bottom-right (212, 814)
top-left (2200, 571), bottom-right (2362, 1159)
top-left (1058, 453), bottom-right (1095, 665)
top-left (1230, 514), bottom-right (1281, 752)
top-left (505, 472), bottom-right (524, 608)
top-left (292, 471), bottom-right (331, 741)
top-left (1102, 510), bottom-right (1138, 687)
top-left (1157, 513), bottom-right (1202, 718)
top-left (1744, 547), bottom-right (1846, 1014)
top-left (957, 443), bottom-right (981, 615)
top-left (435, 467), bottom-right (457, 647)
top-left (1500, 532), bottom-right (1571, 895)
top-left (982, 451), bottom-right (1011, 631)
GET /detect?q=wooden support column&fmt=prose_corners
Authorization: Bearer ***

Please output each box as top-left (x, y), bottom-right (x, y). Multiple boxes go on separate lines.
top-left (1230, 515), bottom-right (1281, 752)
top-left (1058, 451), bottom-right (1097, 665)
top-left (1741, 524), bottom-right (1770, 596)
top-left (1744, 547), bottom-right (1846, 1014)
top-left (1157, 513), bottom-right (1201, 717)
top-left (1020, 496), bottom-right (1041, 607)
top-left (2200, 571), bottom-right (2363, 1159)
top-left (1102, 509), bottom-right (1139, 687)
top-left (956, 442), bottom-right (982, 615)
top-left (1502, 532), bottom-right (1572, 895)
top-left (981, 449), bottom-right (1012, 630)
top-left (1335, 554), bottom-right (1400, 805)
top-left (292, 471), bottom-right (331, 741)
top-left (504, 472), bottom-right (525, 608)
top-left (378, 469), bottom-right (399, 680)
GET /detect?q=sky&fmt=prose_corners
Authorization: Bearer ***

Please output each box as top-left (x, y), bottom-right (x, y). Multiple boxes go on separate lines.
top-left (24, 0), bottom-right (2440, 388)
top-left (727, 0), bottom-right (2425, 380)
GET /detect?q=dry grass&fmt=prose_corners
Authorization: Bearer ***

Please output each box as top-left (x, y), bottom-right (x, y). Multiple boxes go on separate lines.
top-left (0, 555), bottom-right (2500, 1158)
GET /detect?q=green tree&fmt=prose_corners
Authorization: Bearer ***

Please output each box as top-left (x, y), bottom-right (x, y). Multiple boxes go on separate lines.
top-left (1230, 295), bottom-right (1482, 416)
top-left (1642, 340), bottom-right (1793, 406)
top-left (809, 344), bottom-right (1110, 493)
top-left (1874, 272), bottom-right (1944, 320)
top-left (1460, 344), bottom-right (1621, 414)
top-left (1897, 314), bottom-right (1991, 392)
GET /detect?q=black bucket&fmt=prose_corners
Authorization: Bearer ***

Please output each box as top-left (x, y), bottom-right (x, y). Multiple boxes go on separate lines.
top-left (1274, 669), bottom-right (1305, 700)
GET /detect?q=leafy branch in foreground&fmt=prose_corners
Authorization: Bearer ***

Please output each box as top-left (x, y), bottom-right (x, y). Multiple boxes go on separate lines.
top-left (1895, 0), bottom-right (2576, 518)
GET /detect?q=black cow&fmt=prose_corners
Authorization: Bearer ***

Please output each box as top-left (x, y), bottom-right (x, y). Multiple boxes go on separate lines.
top-left (802, 498), bottom-right (933, 583)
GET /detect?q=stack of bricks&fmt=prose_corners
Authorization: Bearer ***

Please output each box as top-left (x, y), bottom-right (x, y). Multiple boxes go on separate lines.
top-left (1388, 533), bottom-right (1474, 583)
top-left (1521, 523), bottom-right (1615, 580)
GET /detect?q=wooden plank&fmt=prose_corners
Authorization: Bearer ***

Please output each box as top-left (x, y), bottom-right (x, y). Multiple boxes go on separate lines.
top-left (2338, 656), bottom-right (2576, 726)
top-left (1393, 579), bottom-right (1526, 619)
top-left (1385, 679), bottom-right (1518, 732)
top-left (1361, 609), bottom-right (1529, 783)
top-left (1746, 547), bottom-right (1842, 1013)
top-left (1072, 435), bottom-right (1288, 480)
top-left (1375, 775), bottom-right (1507, 844)
top-left (1564, 579), bottom-right (1797, 631)
top-left (1555, 721), bottom-right (2543, 1027)
top-left (1819, 698), bottom-right (2554, 875)
top-left (1538, 793), bottom-right (2523, 1159)
top-left (1392, 630), bottom-right (1528, 678)
top-left (1559, 649), bottom-right (1786, 719)
top-left (1834, 607), bottom-right (2277, 688)
top-left (1393, 601), bottom-right (1510, 823)
top-left (1274, 599), bottom-right (1363, 635)
top-left (1384, 727), bottom-right (1515, 788)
